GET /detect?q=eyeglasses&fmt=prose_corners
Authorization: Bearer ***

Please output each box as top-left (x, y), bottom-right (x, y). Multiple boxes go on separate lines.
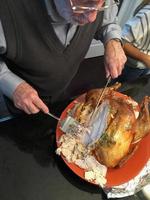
top-left (70, 0), bottom-right (120, 13)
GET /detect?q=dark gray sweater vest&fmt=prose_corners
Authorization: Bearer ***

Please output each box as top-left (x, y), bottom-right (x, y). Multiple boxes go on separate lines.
top-left (0, 0), bottom-right (103, 100)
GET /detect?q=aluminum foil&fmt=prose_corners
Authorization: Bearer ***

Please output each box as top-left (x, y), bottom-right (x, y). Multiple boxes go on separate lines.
top-left (104, 160), bottom-right (150, 198)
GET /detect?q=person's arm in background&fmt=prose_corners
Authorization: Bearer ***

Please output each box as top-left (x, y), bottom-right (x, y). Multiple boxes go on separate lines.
top-left (123, 42), bottom-right (150, 68)
top-left (121, 3), bottom-right (150, 69)
top-left (95, 0), bottom-right (127, 78)
top-left (0, 21), bottom-right (49, 114)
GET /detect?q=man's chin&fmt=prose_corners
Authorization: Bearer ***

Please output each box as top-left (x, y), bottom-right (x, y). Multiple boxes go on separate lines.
top-left (72, 13), bottom-right (97, 25)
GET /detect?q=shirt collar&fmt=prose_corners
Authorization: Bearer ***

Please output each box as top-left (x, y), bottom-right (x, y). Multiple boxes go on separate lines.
top-left (44, 0), bottom-right (67, 24)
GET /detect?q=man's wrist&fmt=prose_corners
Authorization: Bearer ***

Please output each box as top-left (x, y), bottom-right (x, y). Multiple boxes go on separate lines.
top-left (105, 38), bottom-right (122, 48)
top-left (110, 38), bottom-right (123, 45)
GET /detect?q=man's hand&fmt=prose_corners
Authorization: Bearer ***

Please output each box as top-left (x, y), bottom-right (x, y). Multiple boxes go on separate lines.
top-left (104, 39), bottom-right (127, 79)
top-left (12, 82), bottom-right (49, 114)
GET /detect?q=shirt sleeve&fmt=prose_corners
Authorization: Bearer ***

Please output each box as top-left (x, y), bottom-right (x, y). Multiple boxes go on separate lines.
top-left (121, 4), bottom-right (150, 50)
top-left (121, 15), bottom-right (142, 44)
top-left (0, 20), bottom-right (24, 99)
top-left (0, 21), bottom-right (6, 54)
top-left (0, 61), bottom-right (24, 99)
top-left (95, 0), bottom-right (122, 44)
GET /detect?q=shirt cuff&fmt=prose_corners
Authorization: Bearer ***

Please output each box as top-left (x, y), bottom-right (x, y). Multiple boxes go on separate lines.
top-left (0, 68), bottom-right (24, 99)
top-left (103, 30), bottom-right (122, 46)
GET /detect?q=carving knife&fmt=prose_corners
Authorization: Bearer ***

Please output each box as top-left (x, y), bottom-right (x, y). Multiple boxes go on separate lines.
top-left (88, 76), bottom-right (111, 126)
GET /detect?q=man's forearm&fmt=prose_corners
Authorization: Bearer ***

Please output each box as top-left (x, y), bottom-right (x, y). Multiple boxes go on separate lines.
top-left (0, 61), bottom-right (24, 99)
top-left (0, 21), bottom-right (25, 99)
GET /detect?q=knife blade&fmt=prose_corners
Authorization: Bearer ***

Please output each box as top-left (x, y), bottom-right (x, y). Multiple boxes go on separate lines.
top-left (88, 76), bottom-right (111, 126)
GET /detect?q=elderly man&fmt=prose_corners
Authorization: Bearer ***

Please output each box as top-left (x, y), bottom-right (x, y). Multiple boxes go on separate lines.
top-left (0, 0), bottom-right (126, 115)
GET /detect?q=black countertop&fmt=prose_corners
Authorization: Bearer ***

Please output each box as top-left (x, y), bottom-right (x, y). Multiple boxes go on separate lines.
top-left (0, 58), bottom-right (150, 200)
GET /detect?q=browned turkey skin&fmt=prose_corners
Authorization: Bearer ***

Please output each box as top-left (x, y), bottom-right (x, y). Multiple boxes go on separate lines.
top-left (74, 83), bottom-right (150, 168)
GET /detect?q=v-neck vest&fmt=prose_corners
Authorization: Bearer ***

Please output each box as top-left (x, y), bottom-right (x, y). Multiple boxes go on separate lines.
top-left (0, 0), bottom-right (103, 98)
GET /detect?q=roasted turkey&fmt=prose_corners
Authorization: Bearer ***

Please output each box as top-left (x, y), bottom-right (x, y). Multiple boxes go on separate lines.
top-left (74, 83), bottom-right (150, 168)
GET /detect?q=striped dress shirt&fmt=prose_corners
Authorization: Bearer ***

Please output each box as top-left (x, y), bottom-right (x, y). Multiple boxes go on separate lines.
top-left (122, 3), bottom-right (150, 69)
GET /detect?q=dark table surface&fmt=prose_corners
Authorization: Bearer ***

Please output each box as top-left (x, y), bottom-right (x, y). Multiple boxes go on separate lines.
top-left (0, 58), bottom-right (150, 200)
